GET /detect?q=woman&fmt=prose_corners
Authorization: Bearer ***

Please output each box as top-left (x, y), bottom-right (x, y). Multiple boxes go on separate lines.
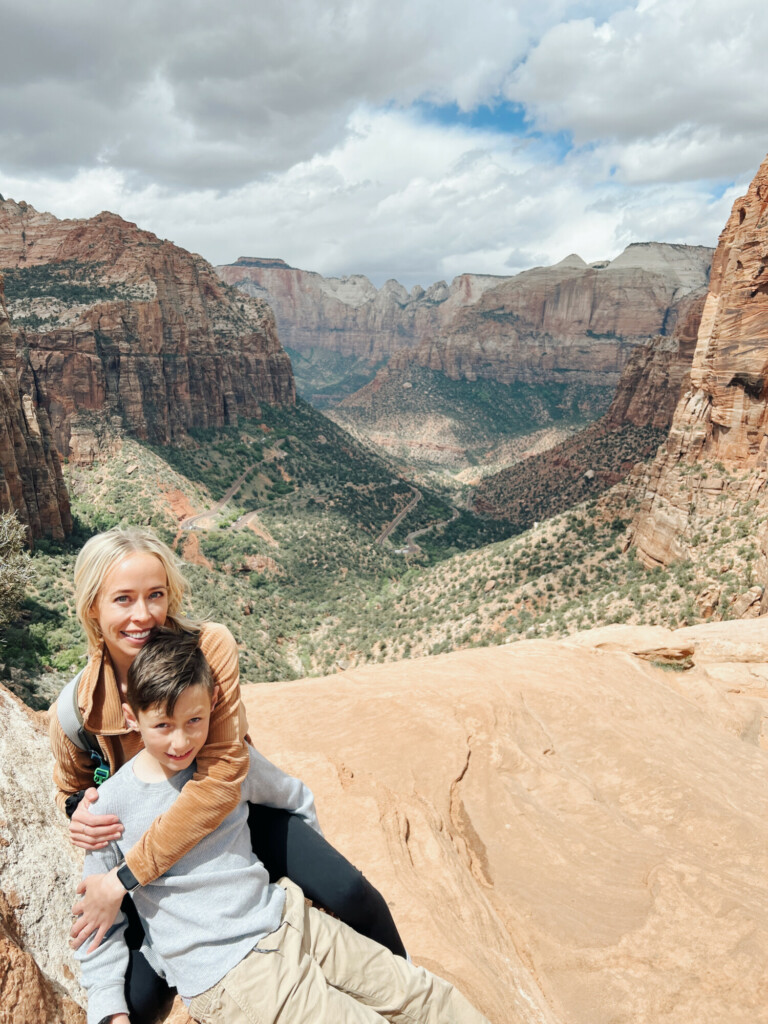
top-left (51, 526), bottom-right (406, 1021)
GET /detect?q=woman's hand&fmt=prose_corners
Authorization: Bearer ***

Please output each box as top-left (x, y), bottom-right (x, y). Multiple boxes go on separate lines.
top-left (69, 787), bottom-right (123, 850)
top-left (70, 867), bottom-right (127, 953)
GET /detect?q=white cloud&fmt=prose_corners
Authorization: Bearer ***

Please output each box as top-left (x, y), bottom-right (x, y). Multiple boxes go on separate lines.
top-left (509, 0), bottom-right (768, 179)
top-left (0, 0), bottom-right (765, 287)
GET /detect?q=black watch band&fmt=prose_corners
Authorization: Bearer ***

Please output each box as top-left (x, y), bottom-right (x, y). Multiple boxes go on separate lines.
top-left (116, 860), bottom-right (140, 892)
top-left (65, 790), bottom-right (87, 819)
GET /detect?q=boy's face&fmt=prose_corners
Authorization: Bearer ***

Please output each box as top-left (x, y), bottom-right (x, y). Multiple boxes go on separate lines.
top-left (122, 683), bottom-right (218, 779)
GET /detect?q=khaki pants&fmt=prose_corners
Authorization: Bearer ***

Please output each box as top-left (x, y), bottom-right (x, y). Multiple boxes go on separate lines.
top-left (189, 879), bottom-right (490, 1024)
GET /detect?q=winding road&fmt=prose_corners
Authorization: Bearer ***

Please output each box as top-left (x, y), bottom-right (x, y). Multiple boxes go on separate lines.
top-left (180, 465), bottom-right (256, 530)
top-left (375, 487), bottom-right (422, 546)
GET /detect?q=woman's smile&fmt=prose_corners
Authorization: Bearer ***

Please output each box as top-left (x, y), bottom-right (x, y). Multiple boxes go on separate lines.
top-left (91, 553), bottom-right (169, 676)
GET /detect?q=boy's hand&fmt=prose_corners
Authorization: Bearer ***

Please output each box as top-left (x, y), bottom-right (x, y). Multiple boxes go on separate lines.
top-left (70, 867), bottom-right (125, 953)
top-left (109, 1016), bottom-right (130, 1024)
top-left (69, 788), bottom-right (124, 850)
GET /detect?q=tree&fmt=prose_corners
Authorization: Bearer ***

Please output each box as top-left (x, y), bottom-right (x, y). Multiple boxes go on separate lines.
top-left (0, 512), bottom-right (33, 629)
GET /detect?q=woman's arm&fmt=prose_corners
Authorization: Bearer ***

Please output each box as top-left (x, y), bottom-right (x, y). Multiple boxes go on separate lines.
top-left (123, 622), bottom-right (248, 884)
top-left (49, 695), bottom-right (103, 814)
top-left (49, 699), bottom-right (124, 850)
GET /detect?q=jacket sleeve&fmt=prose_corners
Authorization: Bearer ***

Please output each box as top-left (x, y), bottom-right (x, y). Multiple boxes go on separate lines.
top-left (124, 622), bottom-right (250, 885)
top-left (49, 698), bottom-right (99, 815)
top-left (244, 746), bottom-right (323, 836)
top-left (76, 842), bottom-right (130, 1024)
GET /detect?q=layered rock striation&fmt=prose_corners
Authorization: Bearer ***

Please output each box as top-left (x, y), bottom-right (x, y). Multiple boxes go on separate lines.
top-left (219, 247), bottom-right (712, 389)
top-left (216, 257), bottom-right (504, 363)
top-left (0, 200), bottom-right (294, 462)
top-left (631, 154), bottom-right (768, 569)
top-left (604, 291), bottom-right (706, 430)
top-left (385, 245), bottom-right (712, 389)
top-left (0, 272), bottom-right (71, 539)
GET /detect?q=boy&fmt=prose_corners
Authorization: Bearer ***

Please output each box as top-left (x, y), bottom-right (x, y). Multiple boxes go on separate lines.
top-left (76, 629), bottom-right (491, 1024)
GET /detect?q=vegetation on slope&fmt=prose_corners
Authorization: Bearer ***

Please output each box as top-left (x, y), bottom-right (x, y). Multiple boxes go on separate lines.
top-left (0, 512), bottom-right (33, 628)
top-left (472, 421), bottom-right (668, 532)
top-left (2, 261), bottom-right (149, 327)
top-left (0, 401), bottom-right (501, 704)
top-left (330, 365), bottom-right (615, 469)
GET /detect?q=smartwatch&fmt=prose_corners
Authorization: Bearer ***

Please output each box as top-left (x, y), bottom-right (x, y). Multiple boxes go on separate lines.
top-left (116, 860), bottom-right (140, 893)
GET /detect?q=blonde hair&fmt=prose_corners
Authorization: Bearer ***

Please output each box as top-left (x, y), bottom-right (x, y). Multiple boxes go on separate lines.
top-left (74, 526), bottom-right (198, 650)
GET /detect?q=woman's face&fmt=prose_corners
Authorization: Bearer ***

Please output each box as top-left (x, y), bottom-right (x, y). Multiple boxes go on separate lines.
top-left (91, 552), bottom-right (169, 672)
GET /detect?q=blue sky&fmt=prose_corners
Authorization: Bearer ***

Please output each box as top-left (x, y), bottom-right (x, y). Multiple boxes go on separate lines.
top-left (0, 0), bottom-right (765, 287)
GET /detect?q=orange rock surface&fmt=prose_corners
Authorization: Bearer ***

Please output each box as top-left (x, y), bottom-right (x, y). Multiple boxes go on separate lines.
top-left (241, 626), bottom-right (768, 1024)
top-left (4, 623), bottom-right (768, 1024)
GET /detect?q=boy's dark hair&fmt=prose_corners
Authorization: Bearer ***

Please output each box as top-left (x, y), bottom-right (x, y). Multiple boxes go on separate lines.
top-left (126, 627), bottom-right (214, 716)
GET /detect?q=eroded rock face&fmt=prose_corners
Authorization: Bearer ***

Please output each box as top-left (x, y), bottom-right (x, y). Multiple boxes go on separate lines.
top-left (631, 154), bottom-right (768, 569)
top-left (219, 246), bottom-right (712, 388)
top-left (0, 200), bottom-right (294, 462)
top-left (216, 257), bottom-right (504, 363)
top-left (0, 272), bottom-right (71, 539)
top-left (391, 245), bottom-right (711, 389)
top-left (605, 292), bottom-right (706, 430)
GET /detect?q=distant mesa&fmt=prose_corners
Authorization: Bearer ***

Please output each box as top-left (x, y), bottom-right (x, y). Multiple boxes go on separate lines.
top-left (227, 257), bottom-right (296, 270)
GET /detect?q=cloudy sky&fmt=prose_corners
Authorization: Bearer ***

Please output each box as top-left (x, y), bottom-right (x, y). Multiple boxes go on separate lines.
top-left (1, 0), bottom-right (766, 287)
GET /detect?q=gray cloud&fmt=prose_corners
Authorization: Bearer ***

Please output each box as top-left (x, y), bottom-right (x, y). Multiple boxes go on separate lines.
top-left (0, 0), bottom-right (764, 286)
top-left (0, 0), bottom-right (548, 188)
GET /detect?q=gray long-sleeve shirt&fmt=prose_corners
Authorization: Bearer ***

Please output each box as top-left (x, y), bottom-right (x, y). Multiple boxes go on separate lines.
top-left (76, 745), bottom-right (321, 1024)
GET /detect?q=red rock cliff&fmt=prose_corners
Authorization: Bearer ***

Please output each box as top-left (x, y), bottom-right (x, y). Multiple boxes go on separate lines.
top-left (390, 245), bottom-right (712, 388)
top-left (220, 246), bottom-right (712, 389)
top-left (217, 257), bottom-right (503, 362)
top-left (631, 154), bottom-right (768, 568)
top-left (0, 200), bottom-right (294, 461)
top-left (0, 272), bottom-right (71, 540)
top-left (605, 292), bottom-right (706, 430)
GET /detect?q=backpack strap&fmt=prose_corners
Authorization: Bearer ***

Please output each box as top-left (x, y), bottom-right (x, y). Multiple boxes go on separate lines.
top-left (57, 667), bottom-right (111, 785)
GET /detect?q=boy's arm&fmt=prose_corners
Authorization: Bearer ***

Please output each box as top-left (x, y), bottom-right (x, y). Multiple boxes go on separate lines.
top-left (76, 843), bottom-right (131, 1024)
top-left (124, 622), bottom-right (249, 884)
top-left (245, 745), bottom-right (323, 835)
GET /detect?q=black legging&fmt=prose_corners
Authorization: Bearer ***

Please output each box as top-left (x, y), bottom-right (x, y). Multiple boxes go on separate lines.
top-left (124, 804), bottom-right (406, 1017)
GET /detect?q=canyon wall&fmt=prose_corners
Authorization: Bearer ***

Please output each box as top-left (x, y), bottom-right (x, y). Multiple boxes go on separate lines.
top-left (0, 200), bottom-right (294, 463)
top-left (0, 272), bottom-right (71, 540)
top-left (631, 154), bottom-right (768, 569)
top-left (604, 291), bottom-right (706, 430)
top-left (387, 245), bottom-right (712, 388)
top-left (217, 257), bottom-right (504, 362)
top-left (220, 245), bottom-right (712, 390)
